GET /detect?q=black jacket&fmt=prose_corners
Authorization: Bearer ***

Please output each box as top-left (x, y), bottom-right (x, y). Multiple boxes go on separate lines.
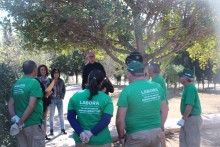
top-left (82, 62), bottom-right (106, 89)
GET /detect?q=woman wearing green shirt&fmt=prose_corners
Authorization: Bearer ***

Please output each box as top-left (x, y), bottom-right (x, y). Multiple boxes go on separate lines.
top-left (67, 69), bottom-right (113, 147)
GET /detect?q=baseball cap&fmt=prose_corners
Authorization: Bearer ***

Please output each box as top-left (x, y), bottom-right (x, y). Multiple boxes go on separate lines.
top-left (127, 61), bottom-right (145, 76)
top-left (178, 69), bottom-right (194, 79)
top-left (125, 52), bottom-right (143, 65)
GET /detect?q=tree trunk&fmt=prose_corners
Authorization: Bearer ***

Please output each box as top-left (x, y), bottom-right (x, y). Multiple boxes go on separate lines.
top-left (65, 75), bottom-right (69, 83)
top-left (75, 72), bottom-right (79, 84)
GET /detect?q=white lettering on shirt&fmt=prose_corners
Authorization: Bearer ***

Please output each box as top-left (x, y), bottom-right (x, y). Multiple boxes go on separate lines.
top-left (79, 101), bottom-right (100, 114)
top-left (13, 84), bottom-right (25, 95)
top-left (141, 88), bottom-right (160, 103)
top-left (80, 101), bottom-right (100, 106)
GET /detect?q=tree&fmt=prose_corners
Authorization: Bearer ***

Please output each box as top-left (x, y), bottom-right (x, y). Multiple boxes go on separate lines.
top-left (0, 18), bottom-right (52, 73)
top-left (1, 0), bottom-right (216, 65)
top-left (187, 36), bottom-right (220, 72)
top-left (112, 63), bottom-right (124, 85)
top-left (165, 64), bottom-right (184, 93)
top-left (50, 49), bottom-right (85, 83)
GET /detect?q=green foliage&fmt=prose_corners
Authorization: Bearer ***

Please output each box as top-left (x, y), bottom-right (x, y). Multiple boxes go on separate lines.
top-left (0, 63), bottom-right (18, 147)
top-left (165, 64), bottom-right (184, 87)
top-left (0, 18), bottom-right (52, 73)
top-left (187, 36), bottom-right (220, 72)
top-left (50, 49), bottom-right (85, 83)
top-left (159, 55), bottom-right (176, 76)
top-left (112, 63), bottom-right (124, 85)
top-left (1, 0), bottom-right (216, 65)
top-left (113, 64), bottom-right (124, 78)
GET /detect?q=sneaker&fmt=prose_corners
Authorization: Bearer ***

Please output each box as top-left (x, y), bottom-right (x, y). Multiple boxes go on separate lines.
top-left (61, 129), bottom-right (67, 134)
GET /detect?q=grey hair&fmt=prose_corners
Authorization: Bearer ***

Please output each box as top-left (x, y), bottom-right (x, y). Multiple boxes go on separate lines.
top-left (148, 62), bottom-right (160, 73)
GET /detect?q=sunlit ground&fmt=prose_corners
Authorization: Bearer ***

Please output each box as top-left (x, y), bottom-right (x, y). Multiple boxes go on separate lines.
top-left (46, 82), bottom-right (220, 147)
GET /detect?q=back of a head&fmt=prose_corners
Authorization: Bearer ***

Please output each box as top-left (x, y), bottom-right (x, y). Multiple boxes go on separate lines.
top-left (88, 69), bottom-right (105, 100)
top-left (22, 60), bottom-right (36, 75)
top-left (148, 62), bottom-right (160, 74)
top-left (125, 51), bottom-right (143, 65)
top-left (127, 61), bottom-right (145, 77)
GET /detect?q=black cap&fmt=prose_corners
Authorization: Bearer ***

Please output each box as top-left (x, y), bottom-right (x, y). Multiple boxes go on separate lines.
top-left (125, 52), bottom-right (143, 65)
top-left (178, 69), bottom-right (194, 79)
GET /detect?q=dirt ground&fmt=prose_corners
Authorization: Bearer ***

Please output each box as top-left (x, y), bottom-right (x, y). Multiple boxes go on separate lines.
top-left (109, 85), bottom-right (220, 147)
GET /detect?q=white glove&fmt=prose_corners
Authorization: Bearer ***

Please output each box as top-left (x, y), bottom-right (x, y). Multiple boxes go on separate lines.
top-left (177, 119), bottom-right (185, 126)
top-left (11, 115), bottom-right (20, 123)
top-left (80, 132), bottom-right (89, 144)
top-left (84, 130), bottom-right (93, 140)
top-left (10, 123), bottom-right (20, 136)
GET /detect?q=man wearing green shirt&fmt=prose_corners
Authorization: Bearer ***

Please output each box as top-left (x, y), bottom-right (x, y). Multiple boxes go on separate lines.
top-left (148, 62), bottom-right (168, 105)
top-left (8, 60), bottom-right (44, 147)
top-left (116, 61), bottom-right (168, 147)
top-left (177, 69), bottom-right (202, 147)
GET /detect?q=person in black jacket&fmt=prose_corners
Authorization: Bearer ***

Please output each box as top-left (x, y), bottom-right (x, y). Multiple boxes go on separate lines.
top-left (82, 51), bottom-right (105, 88)
top-left (82, 51), bottom-right (114, 95)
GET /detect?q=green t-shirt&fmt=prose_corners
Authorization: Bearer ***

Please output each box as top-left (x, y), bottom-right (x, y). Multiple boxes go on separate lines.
top-left (68, 89), bottom-right (113, 145)
top-left (11, 76), bottom-right (43, 127)
top-left (117, 80), bottom-right (165, 134)
top-left (152, 74), bottom-right (168, 104)
top-left (180, 84), bottom-right (202, 116)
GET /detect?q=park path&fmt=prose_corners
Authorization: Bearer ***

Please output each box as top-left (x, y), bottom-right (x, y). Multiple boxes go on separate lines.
top-left (46, 84), bottom-right (220, 147)
top-left (46, 84), bottom-right (79, 147)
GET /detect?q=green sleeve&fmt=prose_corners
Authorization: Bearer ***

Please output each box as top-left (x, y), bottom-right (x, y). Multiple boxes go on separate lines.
top-left (30, 80), bottom-right (43, 99)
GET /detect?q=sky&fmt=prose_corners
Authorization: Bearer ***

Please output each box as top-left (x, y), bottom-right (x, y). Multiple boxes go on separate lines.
top-left (0, 10), bottom-right (9, 39)
top-left (0, 10), bottom-right (8, 20)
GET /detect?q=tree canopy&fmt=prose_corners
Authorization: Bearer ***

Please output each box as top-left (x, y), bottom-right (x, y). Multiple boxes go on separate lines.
top-left (0, 0), bottom-right (217, 65)
top-left (50, 49), bottom-right (85, 83)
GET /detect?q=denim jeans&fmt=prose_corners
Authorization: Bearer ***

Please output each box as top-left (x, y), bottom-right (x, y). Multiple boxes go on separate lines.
top-left (49, 98), bottom-right (65, 130)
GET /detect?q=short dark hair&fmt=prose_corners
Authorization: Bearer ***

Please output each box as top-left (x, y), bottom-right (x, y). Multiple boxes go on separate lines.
top-left (148, 62), bottom-right (160, 73)
top-left (37, 64), bottom-right (49, 77)
top-left (125, 52), bottom-right (143, 65)
top-left (22, 60), bottom-right (37, 75)
top-left (51, 68), bottom-right (60, 79)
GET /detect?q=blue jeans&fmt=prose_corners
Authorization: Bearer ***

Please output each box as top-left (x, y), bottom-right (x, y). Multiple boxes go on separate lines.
top-left (49, 99), bottom-right (65, 130)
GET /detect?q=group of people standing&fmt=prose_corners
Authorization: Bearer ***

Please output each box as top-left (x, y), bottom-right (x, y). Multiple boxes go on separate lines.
top-left (37, 65), bottom-right (67, 140)
top-left (8, 51), bottom-right (202, 147)
top-left (8, 61), bottom-right (67, 147)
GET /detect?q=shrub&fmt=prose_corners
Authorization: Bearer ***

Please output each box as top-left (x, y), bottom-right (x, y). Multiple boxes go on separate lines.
top-left (0, 63), bottom-right (18, 146)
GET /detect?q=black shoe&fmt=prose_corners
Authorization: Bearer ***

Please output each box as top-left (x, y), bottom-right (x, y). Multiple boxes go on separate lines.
top-left (61, 129), bottom-right (67, 134)
top-left (50, 129), bottom-right (54, 135)
top-left (45, 135), bottom-right (51, 140)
